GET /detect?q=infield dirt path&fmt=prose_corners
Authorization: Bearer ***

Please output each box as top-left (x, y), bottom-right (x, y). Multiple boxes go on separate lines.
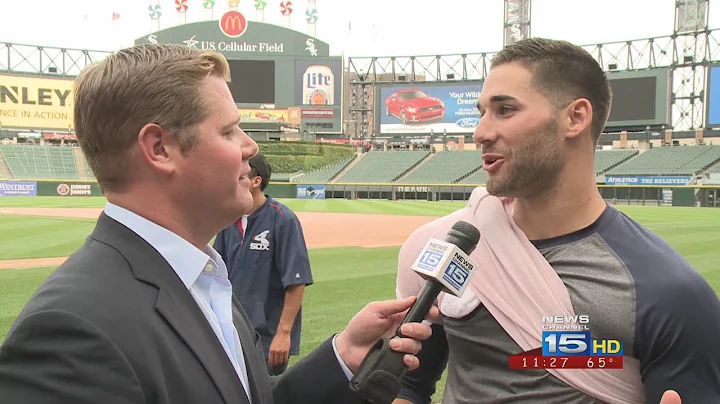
top-left (0, 207), bottom-right (440, 270)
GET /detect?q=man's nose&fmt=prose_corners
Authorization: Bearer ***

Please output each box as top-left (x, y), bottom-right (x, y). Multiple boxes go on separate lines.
top-left (473, 116), bottom-right (497, 145)
top-left (241, 129), bottom-right (259, 157)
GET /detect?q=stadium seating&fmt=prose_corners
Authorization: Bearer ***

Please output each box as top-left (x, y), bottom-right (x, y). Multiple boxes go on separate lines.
top-left (396, 151), bottom-right (483, 184)
top-left (605, 145), bottom-right (720, 176)
top-left (594, 149), bottom-right (639, 174)
top-left (0, 145), bottom-right (80, 179)
top-left (291, 155), bottom-right (355, 183)
top-left (334, 151), bottom-right (430, 183)
top-left (456, 168), bottom-right (488, 185)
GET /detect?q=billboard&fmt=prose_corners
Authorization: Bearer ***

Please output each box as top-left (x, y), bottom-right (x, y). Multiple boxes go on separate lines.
top-left (705, 64), bottom-right (720, 127)
top-left (605, 68), bottom-right (671, 129)
top-left (295, 58), bottom-right (342, 106)
top-left (296, 184), bottom-right (326, 199)
top-left (0, 181), bottom-right (37, 197)
top-left (605, 175), bottom-right (692, 186)
top-left (377, 82), bottom-right (483, 134)
top-left (0, 74), bottom-right (75, 130)
top-left (134, 11), bottom-right (330, 58)
top-left (238, 108), bottom-right (288, 122)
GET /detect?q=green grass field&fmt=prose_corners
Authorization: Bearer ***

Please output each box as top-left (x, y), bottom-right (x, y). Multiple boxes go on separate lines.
top-left (1, 196), bottom-right (719, 402)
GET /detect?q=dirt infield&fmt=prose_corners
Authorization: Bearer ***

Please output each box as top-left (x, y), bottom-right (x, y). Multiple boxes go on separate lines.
top-left (0, 207), bottom-right (439, 270)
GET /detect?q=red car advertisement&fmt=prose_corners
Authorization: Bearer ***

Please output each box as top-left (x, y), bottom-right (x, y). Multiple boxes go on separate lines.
top-left (384, 89), bottom-right (445, 124)
top-left (379, 83), bottom-right (483, 134)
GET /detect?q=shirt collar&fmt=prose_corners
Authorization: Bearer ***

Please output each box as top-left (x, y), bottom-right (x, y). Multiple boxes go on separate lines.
top-left (103, 202), bottom-right (226, 289)
top-left (248, 196), bottom-right (271, 220)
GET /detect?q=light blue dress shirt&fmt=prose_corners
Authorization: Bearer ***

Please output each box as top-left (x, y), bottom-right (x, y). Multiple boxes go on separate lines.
top-left (104, 202), bottom-right (353, 401)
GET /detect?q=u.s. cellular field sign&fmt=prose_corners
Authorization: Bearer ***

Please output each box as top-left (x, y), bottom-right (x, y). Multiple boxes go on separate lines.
top-left (134, 10), bottom-right (343, 132)
top-left (134, 10), bottom-right (331, 59)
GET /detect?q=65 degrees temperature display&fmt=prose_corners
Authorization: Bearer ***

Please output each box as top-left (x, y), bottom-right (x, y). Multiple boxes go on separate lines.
top-left (508, 331), bottom-right (625, 370)
top-left (509, 354), bottom-right (624, 370)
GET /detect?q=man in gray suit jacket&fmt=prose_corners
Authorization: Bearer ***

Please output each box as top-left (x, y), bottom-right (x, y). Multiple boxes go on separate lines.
top-left (0, 44), bottom-right (435, 404)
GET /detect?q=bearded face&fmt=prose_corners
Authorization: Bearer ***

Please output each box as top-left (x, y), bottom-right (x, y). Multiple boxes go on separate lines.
top-left (474, 62), bottom-right (566, 199)
top-left (483, 117), bottom-right (563, 198)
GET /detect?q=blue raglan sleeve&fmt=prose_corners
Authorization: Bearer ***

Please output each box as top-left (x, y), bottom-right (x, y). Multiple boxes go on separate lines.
top-left (636, 262), bottom-right (720, 403)
top-left (397, 322), bottom-right (449, 404)
top-left (275, 211), bottom-right (313, 288)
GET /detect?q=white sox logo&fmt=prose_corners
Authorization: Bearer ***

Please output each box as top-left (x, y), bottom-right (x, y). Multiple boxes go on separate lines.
top-left (249, 230), bottom-right (270, 251)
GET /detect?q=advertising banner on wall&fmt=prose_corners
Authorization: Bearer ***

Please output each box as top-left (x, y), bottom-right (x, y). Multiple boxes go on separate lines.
top-left (605, 175), bottom-right (692, 185)
top-left (706, 64), bottom-right (720, 127)
top-left (34, 181), bottom-right (103, 196)
top-left (296, 184), bottom-right (326, 199)
top-left (238, 108), bottom-right (288, 122)
top-left (0, 74), bottom-right (75, 130)
top-left (605, 69), bottom-right (671, 129)
top-left (0, 181), bottom-right (37, 196)
top-left (377, 82), bottom-right (483, 134)
top-left (295, 58), bottom-right (342, 106)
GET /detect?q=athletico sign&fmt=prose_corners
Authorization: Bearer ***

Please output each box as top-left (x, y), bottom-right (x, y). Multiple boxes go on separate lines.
top-left (605, 175), bottom-right (692, 185)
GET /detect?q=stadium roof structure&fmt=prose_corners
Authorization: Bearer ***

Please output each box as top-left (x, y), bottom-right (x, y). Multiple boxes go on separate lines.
top-left (345, 28), bottom-right (720, 137)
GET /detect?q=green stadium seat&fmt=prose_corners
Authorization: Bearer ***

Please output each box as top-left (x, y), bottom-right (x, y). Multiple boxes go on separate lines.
top-left (292, 156), bottom-right (356, 183)
top-left (0, 145), bottom-right (81, 179)
top-left (397, 151), bottom-right (483, 184)
top-left (605, 145), bottom-right (720, 176)
top-left (334, 151), bottom-right (430, 183)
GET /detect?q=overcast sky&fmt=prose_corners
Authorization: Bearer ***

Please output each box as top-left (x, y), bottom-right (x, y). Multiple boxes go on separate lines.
top-left (0, 0), bottom-right (718, 56)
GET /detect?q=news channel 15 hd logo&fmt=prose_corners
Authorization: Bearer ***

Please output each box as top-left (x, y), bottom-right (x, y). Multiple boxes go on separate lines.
top-left (542, 315), bottom-right (623, 367)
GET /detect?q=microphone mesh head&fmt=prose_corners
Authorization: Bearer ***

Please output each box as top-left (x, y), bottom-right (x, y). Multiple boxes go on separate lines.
top-left (452, 221), bottom-right (481, 245)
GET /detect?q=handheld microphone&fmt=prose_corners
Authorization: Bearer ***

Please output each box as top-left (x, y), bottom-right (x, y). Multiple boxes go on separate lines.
top-left (349, 221), bottom-right (481, 404)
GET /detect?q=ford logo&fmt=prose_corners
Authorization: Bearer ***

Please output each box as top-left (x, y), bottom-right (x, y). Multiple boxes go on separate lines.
top-left (455, 117), bottom-right (479, 128)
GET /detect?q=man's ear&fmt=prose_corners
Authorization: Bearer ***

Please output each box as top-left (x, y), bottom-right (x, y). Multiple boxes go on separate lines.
top-left (251, 175), bottom-right (263, 190)
top-left (565, 98), bottom-right (593, 141)
top-left (137, 123), bottom-right (179, 176)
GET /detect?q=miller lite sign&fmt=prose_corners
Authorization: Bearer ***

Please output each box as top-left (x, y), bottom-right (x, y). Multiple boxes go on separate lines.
top-left (302, 65), bottom-right (334, 105)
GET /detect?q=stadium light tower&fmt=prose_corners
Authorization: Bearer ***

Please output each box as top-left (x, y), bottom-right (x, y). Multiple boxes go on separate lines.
top-left (504, 0), bottom-right (531, 47)
top-left (672, 0), bottom-right (710, 129)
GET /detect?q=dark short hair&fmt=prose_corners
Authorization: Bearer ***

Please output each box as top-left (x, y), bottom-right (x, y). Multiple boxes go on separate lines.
top-left (249, 153), bottom-right (271, 191)
top-left (491, 38), bottom-right (612, 145)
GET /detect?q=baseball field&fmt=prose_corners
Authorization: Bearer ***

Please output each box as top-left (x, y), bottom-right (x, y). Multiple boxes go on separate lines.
top-left (1, 196), bottom-right (719, 402)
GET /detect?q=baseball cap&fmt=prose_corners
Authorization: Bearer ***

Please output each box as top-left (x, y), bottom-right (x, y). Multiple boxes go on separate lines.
top-left (249, 153), bottom-right (272, 191)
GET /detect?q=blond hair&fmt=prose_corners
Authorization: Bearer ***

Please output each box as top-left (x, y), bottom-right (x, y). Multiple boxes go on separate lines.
top-left (73, 44), bottom-right (231, 192)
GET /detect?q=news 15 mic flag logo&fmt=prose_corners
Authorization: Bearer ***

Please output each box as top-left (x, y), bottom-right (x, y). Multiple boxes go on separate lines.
top-left (410, 238), bottom-right (476, 297)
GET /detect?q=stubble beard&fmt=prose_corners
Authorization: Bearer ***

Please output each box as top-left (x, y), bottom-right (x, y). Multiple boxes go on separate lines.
top-left (485, 118), bottom-right (564, 198)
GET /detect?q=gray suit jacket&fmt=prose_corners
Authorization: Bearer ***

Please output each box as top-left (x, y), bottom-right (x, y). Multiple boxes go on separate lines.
top-left (0, 212), bottom-right (367, 404)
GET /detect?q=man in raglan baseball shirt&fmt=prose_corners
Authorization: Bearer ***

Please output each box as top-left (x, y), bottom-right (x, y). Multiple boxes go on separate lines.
top-left (213, 153), bottom-right (314, 376)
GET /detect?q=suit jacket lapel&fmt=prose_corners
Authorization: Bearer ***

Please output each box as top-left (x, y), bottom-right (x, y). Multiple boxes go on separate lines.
top-left (231, 295), bottom-right (273, 404)
top-left (90, 213), bottom-right (250, 404)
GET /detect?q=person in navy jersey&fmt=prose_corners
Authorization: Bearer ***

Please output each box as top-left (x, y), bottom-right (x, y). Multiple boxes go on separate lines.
top-left (214, 153), bottom-right (313, 376)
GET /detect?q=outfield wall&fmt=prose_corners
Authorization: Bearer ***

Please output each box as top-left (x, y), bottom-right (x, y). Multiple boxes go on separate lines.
top-left (2, 180), bottom-right (719, 208)
top-left (0, 180), bottom-right (102, 197)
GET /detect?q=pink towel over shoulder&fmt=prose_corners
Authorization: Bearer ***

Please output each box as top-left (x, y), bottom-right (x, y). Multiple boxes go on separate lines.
top-left (396, 187), bottom-right (646, 404)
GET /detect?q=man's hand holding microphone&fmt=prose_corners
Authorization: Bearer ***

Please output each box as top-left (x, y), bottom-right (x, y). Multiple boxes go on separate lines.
top-left (346, 221), bottom-right (482, 404)
top-left (335, 296), bottom-right (440, 373)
